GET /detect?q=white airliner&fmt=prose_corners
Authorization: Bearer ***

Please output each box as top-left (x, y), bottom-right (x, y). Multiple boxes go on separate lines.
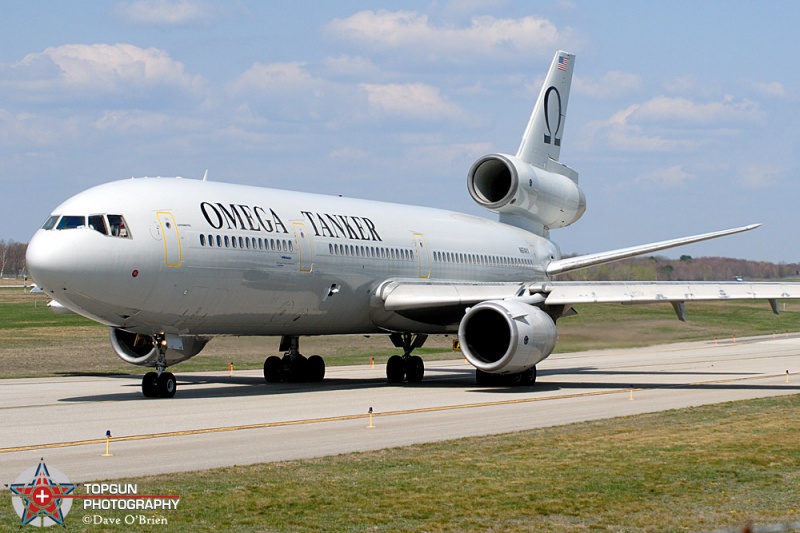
top-left (26, 51), bottom-right (800, 398)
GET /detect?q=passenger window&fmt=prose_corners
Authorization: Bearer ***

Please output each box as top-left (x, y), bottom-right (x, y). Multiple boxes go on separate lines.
top-left (42, 215), bottom-right (60, 230)
top-left (107, 215), bottom-right (131, 238)
top-left (56, 216), bottom-right (86, 230)
top-left (88, 215), bottom-right (108, 235)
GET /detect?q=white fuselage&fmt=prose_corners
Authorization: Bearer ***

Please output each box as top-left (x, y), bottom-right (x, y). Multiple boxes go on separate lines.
top-left (26, 178), bottom-right (560, 337)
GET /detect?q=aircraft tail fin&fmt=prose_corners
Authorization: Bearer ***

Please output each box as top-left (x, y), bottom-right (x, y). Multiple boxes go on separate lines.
top-left (516, 51), bottom-right (575, 169)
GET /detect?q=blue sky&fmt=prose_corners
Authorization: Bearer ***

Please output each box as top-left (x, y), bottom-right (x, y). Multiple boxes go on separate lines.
top-left (1, 1), bottom-right (798, 262)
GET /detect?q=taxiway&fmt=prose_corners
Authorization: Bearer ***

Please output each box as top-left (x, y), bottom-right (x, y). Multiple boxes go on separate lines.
top-left (0, 335), bottom-right (798, 483)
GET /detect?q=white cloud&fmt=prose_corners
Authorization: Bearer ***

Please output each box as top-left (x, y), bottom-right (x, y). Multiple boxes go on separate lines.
top-left (746, 80), bottom-right (789, 99)
top-left (228, 62), bottom-right (318, 94)
top-left (360, 83), bottom-right (464, 121)
top-left (640, 165), bottom-right (694, 187)
top-left (2, 44), bottom-right (204, 101)
top-left (583, 105), bottom-right (690, 152)
top-left (738, 164), bottom-right (780, 188)
top-left (583, 94), bottom-right (763, 153)
top-left (575, 71), bottom-right (642, 100)
top-left (632, 95), bottom-right (761, 124)
top-left (327, 10), bottom-right (569, 62)
top-left (116, 0), bottom-right (211, 25)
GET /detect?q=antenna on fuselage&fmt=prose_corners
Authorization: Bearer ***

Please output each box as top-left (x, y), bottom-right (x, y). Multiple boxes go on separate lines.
top-left (202, 169), bottom-right (209, 182)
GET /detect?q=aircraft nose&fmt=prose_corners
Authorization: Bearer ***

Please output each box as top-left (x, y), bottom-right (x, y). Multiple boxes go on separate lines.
top-left (26, 230), bottom-right (78, 294)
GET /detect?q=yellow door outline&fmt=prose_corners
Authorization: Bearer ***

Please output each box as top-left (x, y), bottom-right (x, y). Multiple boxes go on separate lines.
top-left (157, 211), bottom-right (182, 267)
top-left (413, 233), bottom-right (430, 278)
top-left (293, 222), bottom-right (313, 273)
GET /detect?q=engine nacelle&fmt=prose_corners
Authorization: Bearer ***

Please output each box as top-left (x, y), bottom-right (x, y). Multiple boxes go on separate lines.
top-left (467, 153), bottom-right (585, 230)
top-left (109, 328), bottom-right (210, 367)
top-left (458, 300), bottom-right (557, 375)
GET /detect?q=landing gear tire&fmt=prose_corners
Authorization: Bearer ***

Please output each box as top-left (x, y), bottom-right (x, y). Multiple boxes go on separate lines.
top-left (405, 355), bottom-right (424, 383)
top-left (386, 355), bottom-right (405, 383)
top-left (142, 372), bottom-right (159, 398)
top-left (285, 354), bottom-right (307, 382)
top-left (156, 372), bottom-right (177, 398)
top-left (475, 369), bottom-right (499, 386)
top-left (306, 355), bottom-right (326, 382)
top-left (475, 367), bottom-right (537, 387)
top-left (264, 356), bottom-right (282, 383)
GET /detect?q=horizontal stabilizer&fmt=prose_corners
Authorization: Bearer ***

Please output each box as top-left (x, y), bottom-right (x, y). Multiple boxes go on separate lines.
top-left (546, 224), bottom-right (761, 276)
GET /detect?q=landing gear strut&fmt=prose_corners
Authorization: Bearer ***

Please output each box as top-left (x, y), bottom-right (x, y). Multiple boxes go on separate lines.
top-left (141, 334), bottom-right (177, 398)
top-left (386, 332), bottom-right (427, 384)
top-left (263, 336), bottom-right (326, 383)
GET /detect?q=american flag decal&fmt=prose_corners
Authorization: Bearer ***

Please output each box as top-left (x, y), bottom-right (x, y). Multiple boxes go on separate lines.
top-left (557, 55), bottom-right (569, 71)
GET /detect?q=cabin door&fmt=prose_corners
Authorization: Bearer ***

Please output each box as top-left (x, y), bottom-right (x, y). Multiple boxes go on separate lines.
top-left (156, 211), bottom-right (182, 267)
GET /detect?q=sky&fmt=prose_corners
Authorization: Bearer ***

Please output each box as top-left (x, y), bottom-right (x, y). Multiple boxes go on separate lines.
top-left (1, 1), bottom-right (798, 262)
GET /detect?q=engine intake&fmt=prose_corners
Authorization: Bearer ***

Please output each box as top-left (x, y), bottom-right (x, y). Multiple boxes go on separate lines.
top-left (467, 153), bottom-right (585, 231)
top-left (458, 300), bottom-right (557, 375)
top-left (109, 328), bottom-right (210, 367)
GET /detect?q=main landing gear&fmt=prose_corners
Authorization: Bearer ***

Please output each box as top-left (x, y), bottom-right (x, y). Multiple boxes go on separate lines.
top-left (141, 334), bottom-right (177, 398)
top-left (263, 336), bottom-right (326, 383)
top-left (385, 332), bottom-right (427, 384)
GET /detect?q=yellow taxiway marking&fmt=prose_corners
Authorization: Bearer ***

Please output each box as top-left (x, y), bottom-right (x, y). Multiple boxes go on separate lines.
top-left (0, 372), bottom-right (793, 455)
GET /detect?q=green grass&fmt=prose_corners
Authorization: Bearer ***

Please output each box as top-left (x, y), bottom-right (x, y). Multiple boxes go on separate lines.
top-left (1, 394), bottom-right (797, 532)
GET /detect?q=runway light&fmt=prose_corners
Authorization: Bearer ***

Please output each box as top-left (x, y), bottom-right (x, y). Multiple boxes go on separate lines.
top-left (102, 430), bottom-right (113, 457)
top-left (367, 407), bottom-right (375, 429)
top-left (787, 370), bottom-right (790, 384)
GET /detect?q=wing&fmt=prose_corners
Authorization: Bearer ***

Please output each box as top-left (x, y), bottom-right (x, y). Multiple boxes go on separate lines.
top-left (376, 279), bottom-right (800, 323)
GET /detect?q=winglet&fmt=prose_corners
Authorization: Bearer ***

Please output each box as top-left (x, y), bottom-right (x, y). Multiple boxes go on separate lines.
top-left (546, 224), bottom-right (761, 276)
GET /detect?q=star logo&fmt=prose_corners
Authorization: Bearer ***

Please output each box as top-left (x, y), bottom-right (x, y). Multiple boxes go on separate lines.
top-left (8, 460), bottom-right (75, 527)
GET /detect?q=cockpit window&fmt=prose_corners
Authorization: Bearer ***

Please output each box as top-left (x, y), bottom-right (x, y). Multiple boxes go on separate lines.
top-left (107, 215), bottom-right (131, 238)
top-left (88, 215), bottom-right (108, 235)
top-left (41, 215), bottom-right (60, 230)
top-left (56, 216), bottom-right (86, 230)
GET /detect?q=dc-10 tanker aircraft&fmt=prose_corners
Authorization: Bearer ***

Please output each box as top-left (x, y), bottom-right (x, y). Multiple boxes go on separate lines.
top-left (26, 51), bottom-right (800, 398)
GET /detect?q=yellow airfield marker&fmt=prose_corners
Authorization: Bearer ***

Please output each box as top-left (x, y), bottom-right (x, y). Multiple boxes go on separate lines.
top-left (367, 407), bottom-right (375, 429)
top-left (370, 357), bottom-right (375, 369)
top-left (787, 370), bottom-right (790, 384)
top-left (629, 387), bottom-right (634, 401)
top-left (228, 361), bottom-right (233, 376)
top-left (101, 430), bottom-right (113, 457)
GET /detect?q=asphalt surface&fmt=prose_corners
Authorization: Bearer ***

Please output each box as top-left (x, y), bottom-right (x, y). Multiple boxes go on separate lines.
top-left (1, 334), bottom-right (798, 483)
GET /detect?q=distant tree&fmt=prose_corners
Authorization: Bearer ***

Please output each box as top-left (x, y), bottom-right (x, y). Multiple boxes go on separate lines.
top-left (680, 255), bottom-right (692, 262)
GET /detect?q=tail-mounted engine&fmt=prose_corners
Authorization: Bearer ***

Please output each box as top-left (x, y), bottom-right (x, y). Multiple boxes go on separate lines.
top-left (458, 300), bottom-right (557, 375)
top-left (109, 328), bottom-right (210, 367)
top-left (467, 153), bottom-right (585, 234)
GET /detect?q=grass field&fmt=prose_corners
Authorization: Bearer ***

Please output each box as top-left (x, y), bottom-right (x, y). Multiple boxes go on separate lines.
top-left (1, 284), bottom-right (799, 531)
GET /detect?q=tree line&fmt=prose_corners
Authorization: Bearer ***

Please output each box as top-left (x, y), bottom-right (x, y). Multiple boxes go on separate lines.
top-left (557, 255), bottom-right (800, 282)
top-left (0, 240), bottom-right (27, 278)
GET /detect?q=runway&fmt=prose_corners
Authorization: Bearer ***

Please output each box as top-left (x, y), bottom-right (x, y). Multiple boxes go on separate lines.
top-left (1, 334), bottom-right (798, 483)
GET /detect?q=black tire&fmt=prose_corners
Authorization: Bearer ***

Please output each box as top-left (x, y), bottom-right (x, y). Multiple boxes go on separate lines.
top-left (142, 372), bottom-right (159, 398)
top-left (287, 354), bottom-right (308, 382)
top-left (475, 369), bottom-right (493, 386)
top-left (306, 355), bottom-right (326, 382)
top-left (386, 355), bottom-right (405, 383)
top-left (264, 356), bottom-right (283, 383)
top-left (405, 355), bottom-right (424, 383)
top-left (156, 372), bottom-right (177, 398)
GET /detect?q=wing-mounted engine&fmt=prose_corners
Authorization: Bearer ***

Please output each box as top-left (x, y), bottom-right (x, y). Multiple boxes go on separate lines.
top-left (467, 153), bottom-right (585, 234)
top-left (109, 328), bottom-right (210, 367)
top-left (457, 300), bottom-right (557, 375)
